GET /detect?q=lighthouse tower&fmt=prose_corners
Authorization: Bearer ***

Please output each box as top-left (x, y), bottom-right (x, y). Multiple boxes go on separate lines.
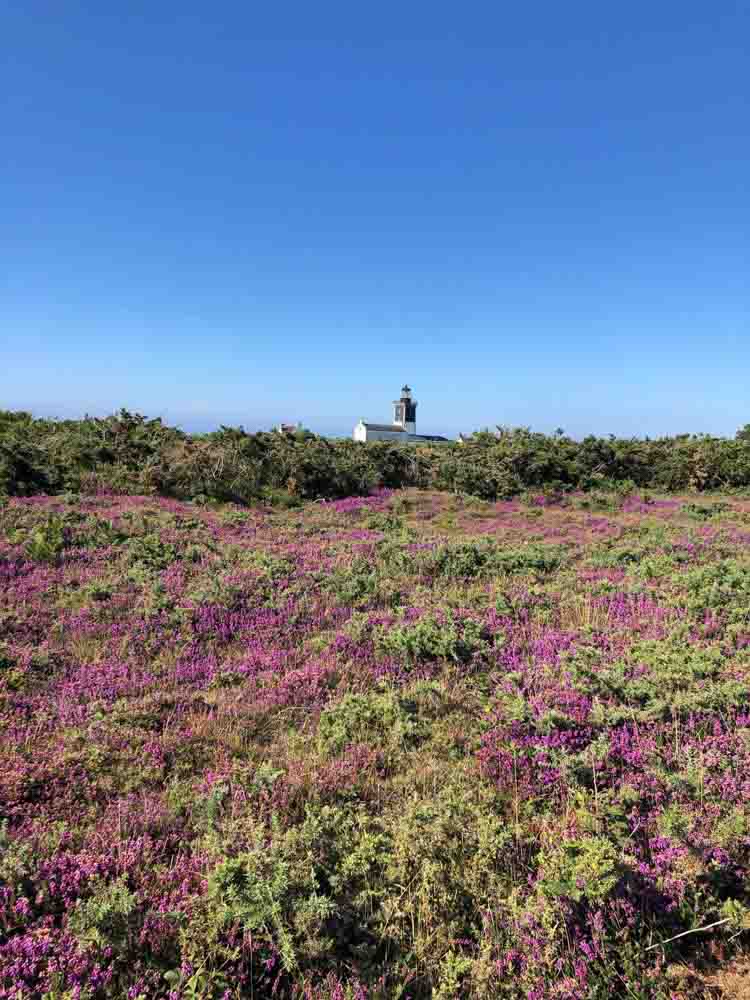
top-left (393, 384), bottom-right (417, 434)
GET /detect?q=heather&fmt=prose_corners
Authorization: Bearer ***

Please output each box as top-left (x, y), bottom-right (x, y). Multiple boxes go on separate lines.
top-left (1, 487), bottom-right (750, 999)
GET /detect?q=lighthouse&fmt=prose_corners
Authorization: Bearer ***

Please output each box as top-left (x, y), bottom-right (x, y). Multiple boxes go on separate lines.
top-left (353, 384), bottom-right (448, 443)
top-left (392, 385), bottom-right (417, 434)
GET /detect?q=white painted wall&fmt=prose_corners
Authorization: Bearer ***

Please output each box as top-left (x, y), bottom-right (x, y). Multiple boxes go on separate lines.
top-left (353, 421), bottom-right (409, 443)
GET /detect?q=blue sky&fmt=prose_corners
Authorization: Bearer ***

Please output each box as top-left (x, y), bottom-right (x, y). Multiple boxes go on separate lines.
top-left (3, 2), bottom-right (749, 438)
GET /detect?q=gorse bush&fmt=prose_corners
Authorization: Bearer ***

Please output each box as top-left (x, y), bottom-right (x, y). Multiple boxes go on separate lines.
top-left (327, 559), bottom-right (381, 607)
top-left (126, 533), bottom-right (179, 570)
top-left (207, 849), bottom-right (303, 971)
top-left (69, 877), bottom-right (138, 951)
top-left (317, 690), bottom-right (420, 756)
top-left (681, 501), bottom-right (732, 520)
top-left (8, 407), bottom-right (750, 503)
top-left (537, 837), bottom-right (622, 904)
top-left (22, 514), bottom-right (70, 563)
top-left (682, 560), bottom-right (750, 615)
top-left (375, 613), bottom-right (490, 665)
top-left (424, 540), bottom-right (566, 579)
top-left (424, 540), bottom-right (499, 579)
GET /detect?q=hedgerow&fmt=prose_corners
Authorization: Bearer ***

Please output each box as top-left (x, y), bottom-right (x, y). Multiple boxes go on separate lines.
top-left (8, 408), bottom-right (750, 503)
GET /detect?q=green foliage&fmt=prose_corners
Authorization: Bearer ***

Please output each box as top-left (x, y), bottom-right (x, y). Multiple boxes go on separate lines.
top-left (711, 808), bottom-right (748, 851)
top-left (69, 877), bottom-right (138, 950)
top-left (208, 852), bottom-right (292, 948)
top-left (364, 511), bottom-right (404, 532)
top-left (566, 638), bottom-right (747, 722)
top-left (681, 501), bottom-right (731, 521)
top-left (0, 820), bottom-right (35, 895)
top-left (317, 690), bottom-right (419, 756)
top-left (207, 831), bottom-right (335, 974)
top-left (720, 898), bottom-right (750, 932)
top-left (248, 550), bottom-right (295, 580)
top-left (126, 533), bottom-right (179, 570)
top-left (425, 540), bottom-right (498, 579)
top-left (327, 558), bottom-right (381, 607)
top-left (424, 540), bottom-right (565, 580)
top-left (682, 560), bottom-right (750, 614)
top-left (376, 775), bottom-right (513, 979)
top-left (375, 613), bottom-right (490, 665)
top-left (434, 950), bottom-right (474, 1000)
top-left (493, 543), bottom-right (566, 575)
top-left (537, 836), bottom-right (622, 903)
top-left (9, 407), bottom-right (750, 502)
top-left (23, 515), bottom-right (69, 564)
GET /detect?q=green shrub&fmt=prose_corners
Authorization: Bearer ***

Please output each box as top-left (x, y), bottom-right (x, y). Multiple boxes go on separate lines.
top-left (207, 834), bottom-right (334, 974)
top-left (494, 543), bottom-right (566, 575)
top-left (327, 559), bottom-right (380, 607)
top-left (69, 877), bottom-right (138, 950)
top-left (537, 836), bottom-right (622, 903)
top-left (681, 501), bottom-right (732, 521)
top-left (317, 690), bottom-right (420, 756)
top-left (364, 511), bottom-right (403, 532)
top-left (23, 515), bottom-right (69, 564)
top-left (208, 851), bottom-right (298, 970)
top-left (425, 541), bottom-right (496, 579)
top-left (126, 533), bottom-right (178, 570)
top-left (423, 540), bottom-right (565, 580)
top-left (246, 550), bottom-right (295, 580)
top-left (376, 614), bottom-right (490, 665)
top-left (682, 560), bottom-right (750, 614)
top-left (9, 407), bottom-right (750, 501)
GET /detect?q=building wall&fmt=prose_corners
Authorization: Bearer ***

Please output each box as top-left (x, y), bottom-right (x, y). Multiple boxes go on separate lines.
top-left (364, 429), bottom-right (409, 442)
top-left (353, 423), bottom-right (448, 443)
top-left (353, 422), bottom-right (408, 443)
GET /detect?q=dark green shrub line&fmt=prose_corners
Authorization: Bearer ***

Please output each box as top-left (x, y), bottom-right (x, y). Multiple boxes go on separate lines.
top-left (6, 408), bottom-right (750, 503)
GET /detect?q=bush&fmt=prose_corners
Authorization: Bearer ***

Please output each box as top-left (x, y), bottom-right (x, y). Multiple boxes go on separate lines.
top-left (124, 533), bottom-right (179, 570)
top-left (327, 559), bottom-right (380, 607)
top-left (424, 541), bottom-right (565, 579)
top-left (425, 541), bottom-right (497, 579)
top-left (681, 501), bottom-right (732, 521)
top-left (317, 690), bottom-right (419, 756)
top-left (537, 837), bottom-right (622, 903)
top-left (23, 515), bottom-right (70, 564)
top-left (9, 407), bottom-right (750, 502)
top-left (375, 614), bottom-right (490, 665)
top-left (682, 560), bottom-right (750, 614)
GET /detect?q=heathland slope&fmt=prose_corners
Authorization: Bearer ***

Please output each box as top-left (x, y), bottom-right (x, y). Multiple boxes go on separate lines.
top-left (1, 489), bottom-right (750, 997)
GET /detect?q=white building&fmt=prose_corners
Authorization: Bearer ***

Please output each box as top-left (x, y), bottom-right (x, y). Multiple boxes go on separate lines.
top-left (353, 385), bottom-right (449, 443)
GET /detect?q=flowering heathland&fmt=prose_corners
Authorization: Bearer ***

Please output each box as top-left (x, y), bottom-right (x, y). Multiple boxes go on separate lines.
top-left (1, 488), bottom-right (750, 998)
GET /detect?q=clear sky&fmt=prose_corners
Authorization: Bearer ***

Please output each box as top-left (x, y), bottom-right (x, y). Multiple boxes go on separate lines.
top-left (3, 2), bottom-right (749, 438)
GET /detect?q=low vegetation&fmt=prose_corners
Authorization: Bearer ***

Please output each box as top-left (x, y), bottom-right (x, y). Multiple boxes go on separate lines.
top-left (2, 484), bottom-right (750, 997)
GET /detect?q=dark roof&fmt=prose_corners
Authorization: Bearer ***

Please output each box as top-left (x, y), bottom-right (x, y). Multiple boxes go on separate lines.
top-left (361, 422), bottom-right (406, 432)
top-left (413, 434), bottom-right (449, 441)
